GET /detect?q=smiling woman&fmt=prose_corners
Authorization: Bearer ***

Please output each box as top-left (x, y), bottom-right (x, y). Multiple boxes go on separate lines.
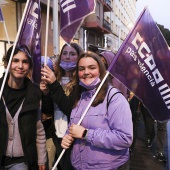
top-left (40, 42), bottom-right (83, 170)
top-left (0, 45), bottom-right (47, 169)
top-left (78, 56), bottom-right (100, 87)
top-left (61, 51), bottom-right (133, 170)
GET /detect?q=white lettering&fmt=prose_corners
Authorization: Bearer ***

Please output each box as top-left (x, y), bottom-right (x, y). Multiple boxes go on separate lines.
top-left (144, 54), bottom-right (156, 71)
top-left (30, 2), bottom-right (38, 19)
top-left (138, 42), bottom-right (151, 59)
top-left (61, 0), bottom-right (76, 13)
top-left (131, 32), bottom-right (143, 50)
top-left (131, 32), bottom-right (170, 109)
top-left (152, 69), bottom-right (164, 84)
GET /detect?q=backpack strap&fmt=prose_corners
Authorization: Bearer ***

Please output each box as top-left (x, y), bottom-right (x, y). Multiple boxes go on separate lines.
top-left (107, 87), bottom-right (122, 110)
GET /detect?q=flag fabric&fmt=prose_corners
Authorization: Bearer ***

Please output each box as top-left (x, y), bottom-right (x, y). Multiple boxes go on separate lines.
top-left (60, 0), bottom-right (95, 43)
top-left (108, 7), bottom-right (170, 121)
top-left (0, 7), bottom-right (4, 22)
top-left (17, 0), bottom-right (41, 84)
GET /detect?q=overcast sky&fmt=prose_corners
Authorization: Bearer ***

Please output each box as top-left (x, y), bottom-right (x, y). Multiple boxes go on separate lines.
top-left (136, 0), bottom-right (170, 30)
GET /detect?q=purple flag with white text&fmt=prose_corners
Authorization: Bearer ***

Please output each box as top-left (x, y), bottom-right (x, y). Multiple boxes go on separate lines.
top-left (18, 0), bottom-right (41, 84)
top-left (108, 7), bottom-right (170, 121)
top-left (0, 7), bottom-right (4, 22)
top-left (60, 0), bottom-right (95, 43)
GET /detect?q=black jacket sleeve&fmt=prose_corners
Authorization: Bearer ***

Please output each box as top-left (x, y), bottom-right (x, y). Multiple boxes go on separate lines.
top-left (48, 80), bottom-right (75, 118)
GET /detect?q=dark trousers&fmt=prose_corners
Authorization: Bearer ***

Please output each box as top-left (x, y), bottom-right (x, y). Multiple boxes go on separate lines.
top-left (141, 104), bottom-right (155, 141)
top-left (156, 121), bottom-right (167, 152)
top-left (129, 96), bottom-right (140, 150)
top-left (141, 104), bottom-right (167, 152)
top-left (52, 135), bottom-right (74, 170)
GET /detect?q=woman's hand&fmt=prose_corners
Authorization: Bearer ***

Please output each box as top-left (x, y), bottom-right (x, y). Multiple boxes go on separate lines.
top-left (69, 124), bottom-right (85, 139)
top-left (40, 81), bottom-right (49, 95)
top-left (41, 65), bottom-right (56, 84)
top-left (61, 134), bottom-right (74, 149)
top-left (38, 165), bottom-right (46, 170)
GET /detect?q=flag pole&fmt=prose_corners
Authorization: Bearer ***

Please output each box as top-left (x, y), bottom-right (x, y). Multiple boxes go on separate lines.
top-left (44, 0), bottom-right (50, 65)
top-left (84, 30), bottom-right (87, 52)
top-left (0, 0), bottom-right (30, 99)
top-left (53, 0), bottom-right (59, 55)
top-left (52, 71), bottom-right (110, 170)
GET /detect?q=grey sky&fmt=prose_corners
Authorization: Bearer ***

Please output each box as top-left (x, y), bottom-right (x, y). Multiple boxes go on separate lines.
top-left (136, 0), bottom-right (170, 30)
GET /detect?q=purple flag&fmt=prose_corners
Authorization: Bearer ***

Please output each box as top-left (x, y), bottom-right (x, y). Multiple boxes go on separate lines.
top-left (0, 8), bottom-right (4, 22)
top-left (60, 0), bottom-right (95, 43)
top-left (18, 0), bottom-right (41, 84)
top-left (108, 7), bottom-right (170, 121)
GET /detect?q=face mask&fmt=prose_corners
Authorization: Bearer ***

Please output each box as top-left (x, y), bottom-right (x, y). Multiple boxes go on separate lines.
top-left (79, 77), bottom-right (101, 90)
top-left (59, 61), bottom-right (77, 71)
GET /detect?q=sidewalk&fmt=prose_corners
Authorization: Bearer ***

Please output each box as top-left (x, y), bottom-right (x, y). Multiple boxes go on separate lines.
top-left (129, 114), bottom-right (169, 170)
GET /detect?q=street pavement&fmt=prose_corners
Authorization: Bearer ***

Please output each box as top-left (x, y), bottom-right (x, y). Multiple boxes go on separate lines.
top-left (129, 114), bottom-right (169, 170)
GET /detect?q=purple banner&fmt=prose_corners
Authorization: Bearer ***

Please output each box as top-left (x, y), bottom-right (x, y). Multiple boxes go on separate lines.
top-left (0, 8), bottom-right (4, 22)
top-left (108, 7), bottom-right (170, 121)
top-left (17, 0), bottom-right (41, 84)
top-left (60, 0), bottom-right (95, 43)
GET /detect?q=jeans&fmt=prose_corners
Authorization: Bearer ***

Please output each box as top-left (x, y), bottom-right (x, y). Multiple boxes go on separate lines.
top-left (4, 163), bottom-right (28, 170)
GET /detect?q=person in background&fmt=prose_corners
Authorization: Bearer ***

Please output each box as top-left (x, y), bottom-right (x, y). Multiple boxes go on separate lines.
top-left (61, 51), bottom-right (133, 170)
top-left (41, 98), bottom-right (56, 170)
top-left (49, 54), bottom-right (59, 71)
top-left (40, 43), bottom-right (83, 170)
top-left (0, 45), bottom-right (46, 170)
top-left (140, 104), bottom-right (167, 162)
top-left (128, 92), bottom-right (141, 153)
top-left (99, 51), bottom-right (128, 99)
top-left (41, 56), bottom-right (56, 170)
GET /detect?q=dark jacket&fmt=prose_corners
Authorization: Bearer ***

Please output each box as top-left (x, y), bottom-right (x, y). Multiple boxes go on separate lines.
top-left (0, 76), bottom-right (42, 170)
top-left (48, 80), bottom-right (75, 120)
top-left (42, 80), bottom-right (75, 170)
top-left (41, 94), bottom-right (55, 139)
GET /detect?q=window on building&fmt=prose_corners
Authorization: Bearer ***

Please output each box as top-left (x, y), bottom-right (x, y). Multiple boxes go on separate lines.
top-left (89, 33), bottom-right (95, 45)
top-left (96, 1), bottom-right (100, 18)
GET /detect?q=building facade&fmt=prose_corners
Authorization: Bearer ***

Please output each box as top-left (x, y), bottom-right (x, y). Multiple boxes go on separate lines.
top-left (0, 0), bottom-right (137, 76)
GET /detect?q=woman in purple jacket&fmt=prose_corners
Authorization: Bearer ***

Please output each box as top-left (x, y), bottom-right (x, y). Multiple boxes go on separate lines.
top-left (61, 51), bottom-right (133, 170)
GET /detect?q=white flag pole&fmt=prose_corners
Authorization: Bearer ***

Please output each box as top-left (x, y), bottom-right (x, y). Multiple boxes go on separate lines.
top-left (53, 0), bottom-right (59, 55)
top-left (84, 30), bottom-right (87, 52)
top-left (44, 0), bottom-right (50, 65)
top-left (0, 0), bottom-right (30, 99)
top-left (52, 71), bottom-right (110, 170)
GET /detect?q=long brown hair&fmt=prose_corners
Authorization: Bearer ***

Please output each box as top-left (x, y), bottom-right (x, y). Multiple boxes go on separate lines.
top-left (54, 43), bottom-right (83, 96)
top-left (73, 51), bottom-right (109, 107)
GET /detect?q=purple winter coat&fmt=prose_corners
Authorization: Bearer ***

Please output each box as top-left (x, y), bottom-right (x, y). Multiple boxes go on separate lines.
top-left (69, 86), bottom-right (133, 170)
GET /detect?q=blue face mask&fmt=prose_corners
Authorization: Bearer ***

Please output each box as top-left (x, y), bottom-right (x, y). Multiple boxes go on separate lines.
top-left (59, 61), bottom-right (77, 71)
top-left (79, 77), bottom-right (101, 90)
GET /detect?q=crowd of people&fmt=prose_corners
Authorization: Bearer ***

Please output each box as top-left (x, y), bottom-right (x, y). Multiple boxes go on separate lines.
top-left (0, 42), bottom-right (168, 170)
